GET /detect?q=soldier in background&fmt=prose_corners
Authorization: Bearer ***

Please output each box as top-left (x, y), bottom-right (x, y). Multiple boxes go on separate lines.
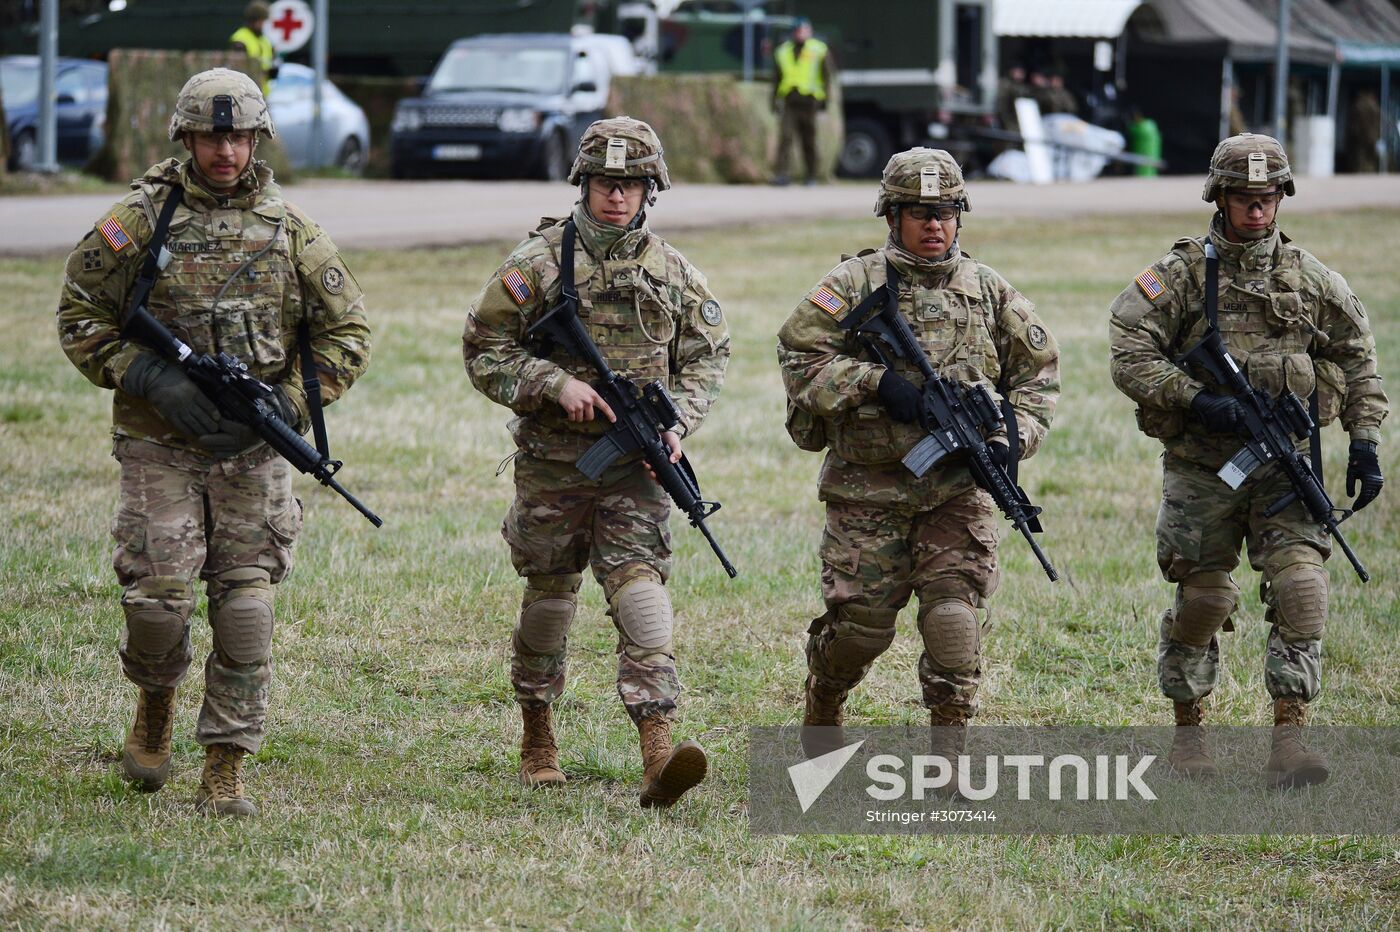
top-left (463, 118), bottom-right (729, 808)
top-left (771, 17), bottom-right (833, 187)
top-left (1109, 134), bottom-right (1385, 787)
top-left (777, 148), bottom-right (1059, 761)
top-left (1345, 90), bottom-right (1381, 174)
top-left (230, 2), bottom-right (276, 93)
top-left (57, 69), bottom-right (371, 815)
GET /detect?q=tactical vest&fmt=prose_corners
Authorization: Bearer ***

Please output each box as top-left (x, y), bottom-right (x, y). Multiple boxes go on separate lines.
top-left (518, 222), bottom-right (679, 454)
top-left (825, 251), bottom-right (1004, 467)
top-left (1138, 236), bottom-right (1345, 444)
top-left (143, 190), bottom-right (297, 382)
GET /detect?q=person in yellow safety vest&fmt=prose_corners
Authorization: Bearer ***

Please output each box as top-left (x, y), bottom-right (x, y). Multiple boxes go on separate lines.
top-left (771, 17), bottom-right (833, 186)
top-left (231, 1), bottom-right (276, 94)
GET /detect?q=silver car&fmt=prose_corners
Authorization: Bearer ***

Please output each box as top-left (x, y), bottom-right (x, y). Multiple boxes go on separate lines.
top-left (267, 63), bottom-right (370, 174)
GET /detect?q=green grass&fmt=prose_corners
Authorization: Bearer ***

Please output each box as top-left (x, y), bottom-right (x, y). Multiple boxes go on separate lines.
top-left (2, 209), bottom-right (1398, 928)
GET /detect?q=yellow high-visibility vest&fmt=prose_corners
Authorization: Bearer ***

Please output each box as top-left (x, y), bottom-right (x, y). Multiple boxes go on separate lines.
top-left (775, 38), bottom-right (828, 101)
top-left (231, 26), bottom-right (275, 91)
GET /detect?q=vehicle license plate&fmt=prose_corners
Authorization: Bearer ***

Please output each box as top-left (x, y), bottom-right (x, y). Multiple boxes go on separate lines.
top-left (433, 144), bottom-right (482, 161)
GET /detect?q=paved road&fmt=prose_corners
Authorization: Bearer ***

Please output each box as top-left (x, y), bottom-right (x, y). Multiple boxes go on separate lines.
top-left (6, 174), bottom-right (1400, 256)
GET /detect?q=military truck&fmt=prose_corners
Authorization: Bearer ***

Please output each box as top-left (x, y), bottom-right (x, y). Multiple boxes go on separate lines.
top-left (799, 0), bottom-right (997, 176)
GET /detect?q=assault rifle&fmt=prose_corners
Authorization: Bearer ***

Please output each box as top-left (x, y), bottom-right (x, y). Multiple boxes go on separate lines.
top-left (124, 304), bottom-right (383, 527)
top-left (840, 262), bottom-right (1057, 581)
top-left (1175, 243), bottom-right (1366, 581)
top-left (526, 220), bottom-right (737, 578)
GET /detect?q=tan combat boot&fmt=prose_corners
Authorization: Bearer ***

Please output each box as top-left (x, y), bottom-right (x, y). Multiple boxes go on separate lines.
top-left (1266, 697), bottom-right (1330, 789)
top-left (122, 687), bottom-right (177, 791)
top-left (196, 744), bottom-right (256, 817)
top-left (800, 675), bottom-right (848, 760)
top-left (930, 708), bottom-right (969, 797)
top-left (1168, 700), bottom-right (1219, 778)
top-left (637, 715), bottom-right (707, 808)
top-left (519, 704), bottom-right (566, 788)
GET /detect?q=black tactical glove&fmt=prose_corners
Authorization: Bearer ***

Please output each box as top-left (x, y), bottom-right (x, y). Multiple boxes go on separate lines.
top-left (877, 369), bottom-right (923, 424)
top-left (1190, 390), bottom-right (1247, 435)
top-left (1346, 439), bottom-right (1383, 511)
top-left (122, 353), bottom-right (221, 437)
top-left (197, 386), bottom-right (297, 458)
top-left (988, 440), bottom-right (1012, 470)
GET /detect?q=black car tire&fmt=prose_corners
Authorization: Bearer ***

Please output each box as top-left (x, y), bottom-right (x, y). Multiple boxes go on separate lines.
top-left (539, 130), bottom-right (569, 182)
top-left (390, 157), bottom-right (417, 180)
top-left (838, 118), bottom-right (893, 178)
top-left (336, 136), bottom-right (366, 175)
top-left (11, 129), bottom-right (37, 172)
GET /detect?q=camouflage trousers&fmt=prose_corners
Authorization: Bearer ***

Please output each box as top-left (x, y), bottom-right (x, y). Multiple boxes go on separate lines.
top-left (1155, 453), bottom-right (1329, 703)
top-left (111, 438), bottom-right (302, 753)
top-left (502, 451), bottom-right (679, 723)
top-left (808, 488), bottom-right (1001, 718)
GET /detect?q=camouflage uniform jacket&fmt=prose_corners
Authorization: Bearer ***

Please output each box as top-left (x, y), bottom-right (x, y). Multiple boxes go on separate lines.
top-left (1109, 219), bottom-right (1387, 470)
top-left (463, 206), bottom-right (730, 462)
top-left (777, 238), bottom-right (1060, 509)
top-left (57, 158), bottom-right (372, 450)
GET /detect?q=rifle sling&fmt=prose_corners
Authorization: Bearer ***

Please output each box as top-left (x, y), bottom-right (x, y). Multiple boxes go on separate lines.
top-left (298, 321), bottom-right (330, 458)
top-left (122, 184), bottom-right (184, 329)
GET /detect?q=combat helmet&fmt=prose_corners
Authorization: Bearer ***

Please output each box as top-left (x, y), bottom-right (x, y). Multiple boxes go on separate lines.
top-left (568, 116), bottom-right (671, 191)
top-left (1202, 133), bottom-right (1294, 202)
top-left (874, 147), bottom-right (970, 216)
top-left (168, 67), bottom-right (276, 141)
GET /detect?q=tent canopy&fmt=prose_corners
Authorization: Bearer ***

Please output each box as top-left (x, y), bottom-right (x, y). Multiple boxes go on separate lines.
top-left (1129, 0), bottom-right (1337, 64)
top-left (993, 0), bottom-right (1145, 38)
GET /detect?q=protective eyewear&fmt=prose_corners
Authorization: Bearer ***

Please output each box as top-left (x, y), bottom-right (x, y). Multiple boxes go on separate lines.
top-left (903, 204), bottom-right (960, 222)
top-left (1224, 190), bottom-right (1281, 212)
top-left (192, 131), bottom-right (256, 150)
top-left (587, 177), bottom-right (647, 196)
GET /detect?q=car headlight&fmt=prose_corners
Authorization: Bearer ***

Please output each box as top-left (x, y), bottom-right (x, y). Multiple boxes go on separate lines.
top-left (392, 107), bottom-right (423, 134)
top-left (498, 108), bottom-right (539, 133)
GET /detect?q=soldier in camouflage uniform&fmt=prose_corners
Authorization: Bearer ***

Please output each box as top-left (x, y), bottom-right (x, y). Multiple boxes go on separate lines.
top-left (57, 69), bottom-right (371, 816)
top-left (1109, 134), bottom-right (1386, 787)
top-left (777, 148), bottom-right (1059, 758)
top-left (463, 117), bottom-right (729, 807)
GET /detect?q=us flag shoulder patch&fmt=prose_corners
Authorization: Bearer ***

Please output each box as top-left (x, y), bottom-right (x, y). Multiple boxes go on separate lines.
top-left (1135, 267), bottom-right (1166, 300)
top-left (810, 285), bottom-right (847, 317)
top-left (99, 215), bottom-right (132, 253)
top-left (502, 266), bottom-right (534, 305)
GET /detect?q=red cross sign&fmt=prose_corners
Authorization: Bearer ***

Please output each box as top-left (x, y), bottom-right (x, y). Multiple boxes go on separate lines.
top-left (265, 0), bottom-right (314, 53)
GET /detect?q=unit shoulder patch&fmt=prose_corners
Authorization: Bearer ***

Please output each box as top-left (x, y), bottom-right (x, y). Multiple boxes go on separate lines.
top-left (700, 298), bottom-right (723, 325)
top-left (322, 265), bottom-right (346, 295)
top-left (1027, 324), bottom-right (1048, 349)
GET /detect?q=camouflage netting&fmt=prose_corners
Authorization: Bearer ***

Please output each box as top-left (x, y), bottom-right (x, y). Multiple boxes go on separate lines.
top-left (91, 49), bottom-right (292, 184)
top-left (605, 75), bottom-right (842, 184)
top-left (329, 75), bottom-right (418, 177)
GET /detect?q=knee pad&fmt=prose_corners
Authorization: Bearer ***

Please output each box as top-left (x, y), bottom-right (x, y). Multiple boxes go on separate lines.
top-left (611, 578), bottom-right (674, 653)
top-left (518, 585), bottom-right (578, 654)
top-left (826, 603), bottom-right (898, 670)
top-left (210, 568), bottom-right (274, 664)
top-left (918, 598), bottom-right (980, 673)
top-left (1170, 571), bottom-right (1239, 647)
top-left (1271, 561), bottom-right (1328, 641)
top-left (124, 607), bottom-right (187, 655)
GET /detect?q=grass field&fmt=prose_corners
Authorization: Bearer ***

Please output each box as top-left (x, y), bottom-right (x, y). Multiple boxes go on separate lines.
top-left (2, 206), bottom-right (1398, 928)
